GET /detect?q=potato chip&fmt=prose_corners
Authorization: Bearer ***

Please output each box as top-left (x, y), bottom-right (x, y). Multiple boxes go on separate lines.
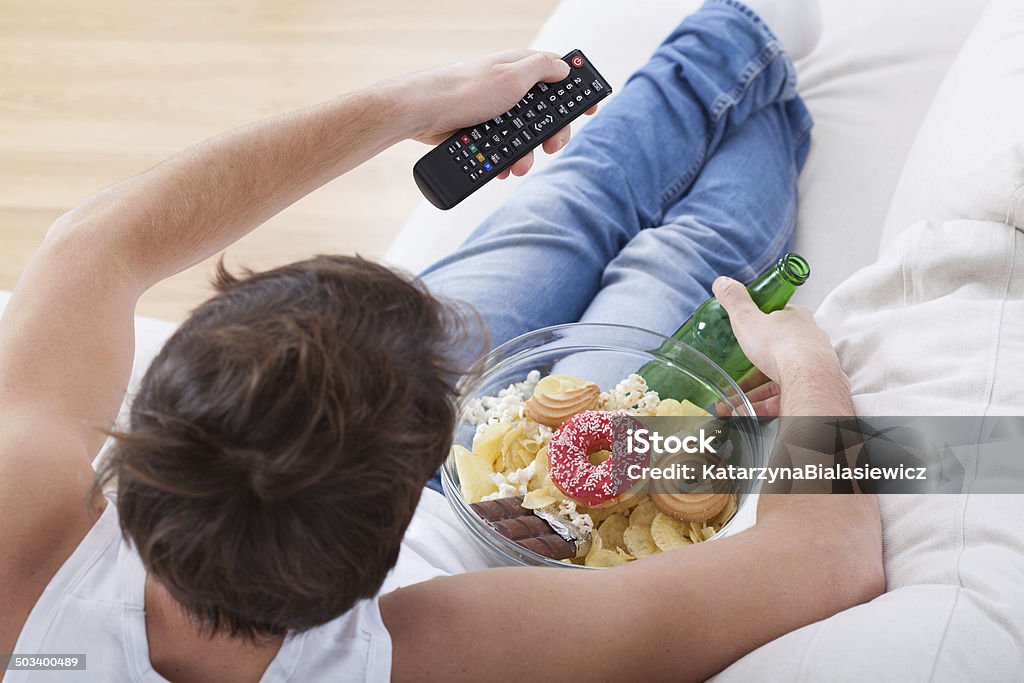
top-left (521, 485), bottom-right (561, 510)
top-left (597, 514), bottom-right (628, 551)
top-left (534, 374), bottom-right (589, 396)
top-left (584, 531), bottom-right (629, 567)
top-left (709, 494), bottom-right (738, 528)
top-left (656, 398), bottom-right (712, 418)
top-left (499, 425), bottom-right (530, 471)
top-left (583, 504), bottom-right (613, 525)
top-left (629, 499), bottom-right (658, 529)
top-left (453, 445), bottom-right (499, 503)
top-left (650, 512), bottom-right (692, 551)
top-left (687, 522), bottom-right (705, 545)
top-left (528, 447), bottom-right (550, 491)
top-left (623, 525), bottom-right (659, 558)
top-left (473, 422), bottom-right (511, 468)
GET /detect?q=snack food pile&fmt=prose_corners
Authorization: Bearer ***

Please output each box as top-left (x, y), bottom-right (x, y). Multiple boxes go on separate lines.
top-left (454, 371), bottom-right (738, 567)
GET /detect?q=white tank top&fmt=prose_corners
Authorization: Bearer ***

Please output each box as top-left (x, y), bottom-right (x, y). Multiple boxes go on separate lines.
top-left (9, 490), bottom-right (492, 682)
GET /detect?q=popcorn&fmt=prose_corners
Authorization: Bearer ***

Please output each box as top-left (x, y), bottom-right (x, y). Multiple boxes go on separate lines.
top-left (465, 370), bottom-right (542, 439)
top-left (480, 460), bottom-right (537, 501)
top-left (598, 374), bottom-right (661, 415)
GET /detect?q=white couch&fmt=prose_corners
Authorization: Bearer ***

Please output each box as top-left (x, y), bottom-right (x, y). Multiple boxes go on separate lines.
top-left (386, 0), bottom-right (1024, 679)
top-left (3, 0), bottom-right (1021, 678)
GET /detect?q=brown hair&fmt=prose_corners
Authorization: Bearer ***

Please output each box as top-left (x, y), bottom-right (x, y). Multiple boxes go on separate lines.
top-left (96, 255), bottom-right (481, 639)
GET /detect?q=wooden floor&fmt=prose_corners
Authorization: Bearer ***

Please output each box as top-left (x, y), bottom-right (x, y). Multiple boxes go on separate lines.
top-left (0, 0), bottom-right (558, 321)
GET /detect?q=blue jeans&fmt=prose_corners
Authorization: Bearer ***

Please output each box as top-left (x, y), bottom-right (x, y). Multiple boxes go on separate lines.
top-left (421, 0), bottom-right (811, 494)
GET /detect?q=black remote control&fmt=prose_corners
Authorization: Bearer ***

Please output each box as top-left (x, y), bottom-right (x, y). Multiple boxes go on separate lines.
top-left (413, 50), bottom-right (612, 210)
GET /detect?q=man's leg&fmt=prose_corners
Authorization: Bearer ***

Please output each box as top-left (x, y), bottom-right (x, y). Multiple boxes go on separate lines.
top-left (420, 0), bottom-right (800, 348)
top-left (577, 95), bottom-right (812, 336)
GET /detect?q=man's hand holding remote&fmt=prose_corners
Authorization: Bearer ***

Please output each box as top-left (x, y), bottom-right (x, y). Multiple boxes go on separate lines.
top-left (395, 50), bottom-right (598, 178)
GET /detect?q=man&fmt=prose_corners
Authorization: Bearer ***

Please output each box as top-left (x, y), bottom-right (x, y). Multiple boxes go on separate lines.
top-left (0, 1), bottom-right (881, 681)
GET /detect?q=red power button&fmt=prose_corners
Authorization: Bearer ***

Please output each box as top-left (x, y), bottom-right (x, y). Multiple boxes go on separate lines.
top-left (571, 55), bottom-right (584, 68)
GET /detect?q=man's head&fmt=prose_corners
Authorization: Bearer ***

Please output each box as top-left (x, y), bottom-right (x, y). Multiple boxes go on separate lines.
top-left (96, 255), bottom-right (478, 638)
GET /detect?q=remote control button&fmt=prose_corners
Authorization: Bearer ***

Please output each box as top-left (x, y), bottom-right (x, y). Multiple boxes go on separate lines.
top-left (481, 139), bottom-right (494, 151)
top-left (483, 161), bottom-right (493, 172)
top-left (548, 94), bottom-right (558, 104)
top-left (510, 136), bottom-right (524, 150)
top-left (489, 152), bottom-right (501, 164)
top-left (566, 82), bottom-right (574, 91)
top-left (537, 82), bottom-right (549, 93)
top-left (566, 100), bottom-right (576, 110)
top-left (520, 128), bottom-right (533, 142)
top-left (462, 163), bottom-right (472, 173)
top-left (583, 88), bottom-right (593, 98)
top-left (535, 100), bottom-right (548, 112)
top-left (499, 145), bottom-right (512, 158)
top-left (493, 115), bottom-right (504, 125)
top-left (573, 76), bottom-right (583, 85)
top-left (470, 129), bottom-right (483, 141)
top-left (592, 80), bottom-right (604, 91)
top-left (446, 144), bottom-right (457, 155)
top-left (475, 152), bottom-right (486, 162)
top-left (500, 128), bottom-right (511, 138)
top-left (524, 109), bottom-right (537, 121)
top-left (468, 144), bottom-right (478, 153)
top-left (469, 171), bottom-right (480, 182)
top-left (575, 94), bottom-right (584, 103)
top-left (557, 104), bottom-right (569, 117)
top-left (468, 158), bottom-right (477, 168)
top-left (571, 55), bottom-right (584, 68)
top-left (511, 116), bottom-right (525, 129)
top-left (460, 149), bottom-right (471, 160)
top-left (460, 134), bottom-right (471, 144)
top-left (532, 113), bottom-right (555, 135)
top-left (557, 88), bottom-right (565, 97)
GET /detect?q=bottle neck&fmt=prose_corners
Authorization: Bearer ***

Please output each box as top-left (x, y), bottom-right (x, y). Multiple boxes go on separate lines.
top-left (746, 253), bottom-right (809, 313)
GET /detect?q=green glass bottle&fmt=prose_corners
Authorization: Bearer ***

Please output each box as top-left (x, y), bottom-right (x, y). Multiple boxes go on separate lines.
top-left (640, 253), bottom-right (810, 406)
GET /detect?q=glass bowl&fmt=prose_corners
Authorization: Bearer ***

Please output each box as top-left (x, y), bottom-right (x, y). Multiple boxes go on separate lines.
top-left (440, 323), bottom-right (764, 569)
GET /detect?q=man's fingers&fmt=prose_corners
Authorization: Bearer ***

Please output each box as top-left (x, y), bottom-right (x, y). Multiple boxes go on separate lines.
top-left (738, 369), bottom-right (771, 392)
top-left (584, 104), bottom-right (599, 116)
top-left (509, 152), bottom-right (534, 177)
top-left (542, 127), bottom-right (571, 154)
top-left (751, 394), bottom-right (781, 418)
top-left (712, 276), bottom-right (761, 327)
top-left (490, 48), bottom-right (539, 64)
top-left (505, 52), bottom-right (569, 93)
top-left (745, 380), bottom-right (779, 404)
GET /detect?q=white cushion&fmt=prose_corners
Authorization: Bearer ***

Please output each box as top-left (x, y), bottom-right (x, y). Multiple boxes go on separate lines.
top-left (719, 0), bottom-right (1024, 677)
top-left (385, 0), bottom-right (989, 310)
top-left (881, 0), bottom-right (1024, 246)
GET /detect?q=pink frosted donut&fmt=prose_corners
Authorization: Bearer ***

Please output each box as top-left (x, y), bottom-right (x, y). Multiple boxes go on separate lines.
top-left (548, 410), bottom-right (648, 508)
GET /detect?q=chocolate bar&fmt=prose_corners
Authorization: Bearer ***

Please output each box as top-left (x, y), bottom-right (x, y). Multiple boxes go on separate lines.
top-left (470, 496), bottom-right (576, 561)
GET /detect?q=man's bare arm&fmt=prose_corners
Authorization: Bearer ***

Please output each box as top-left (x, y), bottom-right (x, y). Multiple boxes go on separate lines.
top-left (0, 50), bottom-right (575, 654)
top-left (383, 279), bottom-right (882, 682)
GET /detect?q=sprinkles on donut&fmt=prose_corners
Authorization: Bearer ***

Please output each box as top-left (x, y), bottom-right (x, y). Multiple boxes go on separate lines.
top-left (547, 410), bottom-right (649, 508)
